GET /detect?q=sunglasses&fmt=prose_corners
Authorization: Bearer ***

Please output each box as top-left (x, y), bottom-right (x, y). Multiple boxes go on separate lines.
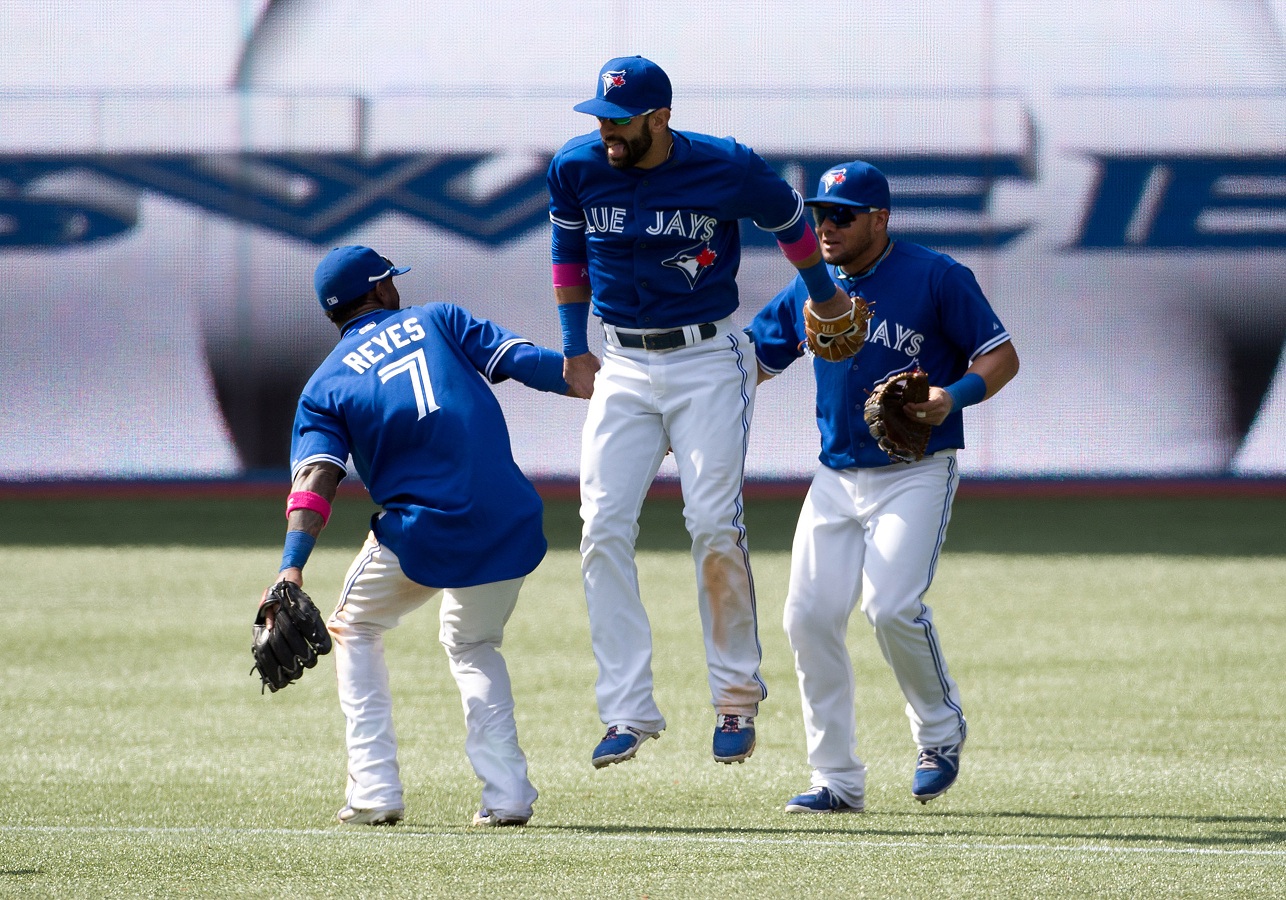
top-left (812, 206), bottom-right (882, 228)
top-left (599, 108), bottom-right (656, 126)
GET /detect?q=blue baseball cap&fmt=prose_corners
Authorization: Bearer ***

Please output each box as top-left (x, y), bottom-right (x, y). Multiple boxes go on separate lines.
top-left (573, 56), bottom-right (672, 118)
top-left (314, 245), bottom-right (410, 311)
top-left (804, 161), bottom-right (892, 211)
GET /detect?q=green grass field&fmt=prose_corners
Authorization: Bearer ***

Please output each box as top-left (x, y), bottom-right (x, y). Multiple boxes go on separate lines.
top-left (2, 494), bottom-right (1285, 898)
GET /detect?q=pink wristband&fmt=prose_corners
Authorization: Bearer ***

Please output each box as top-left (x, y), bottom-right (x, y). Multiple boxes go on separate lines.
top-left (552, 262), bottom-right (591, 288)
top-left (777, 229), bottom-right (819, 264)
top-left (286, 491), bottom-right (332, 526)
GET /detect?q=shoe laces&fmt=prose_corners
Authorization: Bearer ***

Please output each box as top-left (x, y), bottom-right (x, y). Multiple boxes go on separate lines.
top-left (917, 743), bottom-right (961, 771)
top-left (718, 714), bottom-right (744, 733)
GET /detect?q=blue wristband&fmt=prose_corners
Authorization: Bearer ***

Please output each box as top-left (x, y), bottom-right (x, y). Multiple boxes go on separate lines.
top-left (557, 302), bottom-right (591, 358)
top-left (280, 530), bottom-right (316, 572)
top-left (799, 260), bottom-right (839, 305)
top-left (944, 373), bottom-right (987, 411)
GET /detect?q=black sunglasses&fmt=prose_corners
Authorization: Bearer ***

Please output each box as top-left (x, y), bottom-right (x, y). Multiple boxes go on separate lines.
top-left (812, 206), bottom-right (881, 228)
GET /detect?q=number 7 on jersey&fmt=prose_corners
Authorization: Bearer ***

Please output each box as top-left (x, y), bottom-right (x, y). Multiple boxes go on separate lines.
top-left (378, 348), bottom-right (439, 419)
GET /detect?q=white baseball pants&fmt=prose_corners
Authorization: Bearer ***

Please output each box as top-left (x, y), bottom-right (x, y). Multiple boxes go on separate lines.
top-left (783, 452), bottom-right (966, 805)
top-left (580, 318), bottom-right (765, 733)
top-left (327, 532), bottom-right (538, 820)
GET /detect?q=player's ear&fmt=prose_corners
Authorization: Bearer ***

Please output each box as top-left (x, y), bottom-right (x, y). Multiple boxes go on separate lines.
top-left (376, 277), bottom-right (400, 309)
top-left (649, 108), bottom-right (671, 132)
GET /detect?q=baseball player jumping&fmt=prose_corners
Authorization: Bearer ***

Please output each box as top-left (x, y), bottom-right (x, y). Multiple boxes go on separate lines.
top-left (265, 245), bottom-right (571, 828)
top-left (750, 162), bottom-right (1019, 812)
top-left (548, 56), bottom-right (859, 769)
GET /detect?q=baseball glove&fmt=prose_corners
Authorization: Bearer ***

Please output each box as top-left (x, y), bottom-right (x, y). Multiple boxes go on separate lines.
top-left (864, 368), bottom-right (933, 463)
top-left (804, 295), bottom-right (871, 363)
top-left (251, 580), bottom-right (332, 693)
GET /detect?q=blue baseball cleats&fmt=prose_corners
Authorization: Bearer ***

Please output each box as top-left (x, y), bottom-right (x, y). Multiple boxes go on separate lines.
top-left (784, 786), bottom-right (864, 814)
top-left (591, 724), bottom-right (659, 768)
top-left (712, 714), bottom-right (756, 763)
top-left (592, 716), bottom-right (757, 767)
top-left (912, 740), bottom-right (963, 803)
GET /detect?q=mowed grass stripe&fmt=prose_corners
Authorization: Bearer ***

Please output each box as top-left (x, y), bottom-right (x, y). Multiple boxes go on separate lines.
top-left (4, 824), bottom-right (1286, 859)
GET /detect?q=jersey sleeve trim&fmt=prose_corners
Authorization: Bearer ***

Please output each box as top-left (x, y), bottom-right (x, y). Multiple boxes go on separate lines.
top-left (290, 452), bottom-right (348, 481)
top-left (969, 331), bottom-right (1012, 364)
top-left (550, 212), bottom-right (586, 231)
top-left (754, 352), bottom-right (789, 377)
top-left (754, 190), bottom-right (805, 233)
top-left (486, 337), bottom-right (534, 382)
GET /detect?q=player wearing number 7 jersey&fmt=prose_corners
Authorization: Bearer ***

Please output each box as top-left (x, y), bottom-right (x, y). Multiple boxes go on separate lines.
top-left (275, 245), bottom-right (572, 829)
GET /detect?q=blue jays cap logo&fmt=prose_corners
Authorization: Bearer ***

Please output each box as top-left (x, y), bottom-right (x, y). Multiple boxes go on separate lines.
top-left (602, 70), bottom-right (627, 94)
top-left (821, 168), bottom-right (847, 191)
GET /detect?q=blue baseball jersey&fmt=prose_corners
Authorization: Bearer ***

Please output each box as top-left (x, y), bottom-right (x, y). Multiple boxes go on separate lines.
top-left (547, 129), bottom-right (805, 329)
top-left (751, 240), bottom-right (1011, 469)
top-left (290, 303), bottom-right (553, 588)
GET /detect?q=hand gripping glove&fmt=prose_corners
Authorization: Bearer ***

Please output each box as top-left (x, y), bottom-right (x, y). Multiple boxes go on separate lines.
top-left (251, 580), bottom-right (333, 693)
top-left (863, 368), bottom-right (933, 463)
top-left (804, 295), bottom-right (871, 363)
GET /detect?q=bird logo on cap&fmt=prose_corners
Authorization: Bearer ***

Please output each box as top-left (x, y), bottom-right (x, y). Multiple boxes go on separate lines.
top-left (821, 168), bottom-right (847, 191)
top-left (602, 70), bottom-right (627, 93)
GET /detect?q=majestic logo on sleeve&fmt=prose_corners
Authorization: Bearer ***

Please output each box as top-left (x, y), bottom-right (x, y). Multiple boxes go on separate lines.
top-left (663, 242), bottom-right (718, 288)
top-left (821, 168), bottom-right (847, 191)
top-left (602, 71), bottom-right (627, 94)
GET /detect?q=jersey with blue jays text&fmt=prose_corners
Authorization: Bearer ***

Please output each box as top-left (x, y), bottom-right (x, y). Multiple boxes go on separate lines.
top-left (751, 240), bottom-right (1011, 469)
top-left (290, 303), bottom-right (549, 588)
top-left (547, 129), bottom-right (805, 329)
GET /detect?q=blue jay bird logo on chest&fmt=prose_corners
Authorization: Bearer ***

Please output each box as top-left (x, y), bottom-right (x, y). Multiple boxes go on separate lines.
top-left (663, 241), bottom-right (719, 289)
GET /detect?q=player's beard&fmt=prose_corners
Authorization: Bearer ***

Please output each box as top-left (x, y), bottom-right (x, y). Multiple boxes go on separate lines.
top-left (821, 224), bottom-right (886, 274)
top-left (604, 129), bottom-right (654, 170)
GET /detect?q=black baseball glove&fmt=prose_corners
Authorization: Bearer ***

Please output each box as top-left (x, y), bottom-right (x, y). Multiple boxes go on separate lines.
top-left (863, 368), bottom-right (933, 463)
top-left (251, 580), bottom-right (332, 693)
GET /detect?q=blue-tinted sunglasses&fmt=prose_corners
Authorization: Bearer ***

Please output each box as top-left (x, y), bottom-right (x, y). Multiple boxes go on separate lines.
top-left (812, 205), bottom-right (881, 228)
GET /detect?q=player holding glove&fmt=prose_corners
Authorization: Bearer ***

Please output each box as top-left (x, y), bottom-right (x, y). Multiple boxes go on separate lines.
top-left (750, 161), bottom-right (1019, 813)
top-left (252, 245), bottom-right (573, 830)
